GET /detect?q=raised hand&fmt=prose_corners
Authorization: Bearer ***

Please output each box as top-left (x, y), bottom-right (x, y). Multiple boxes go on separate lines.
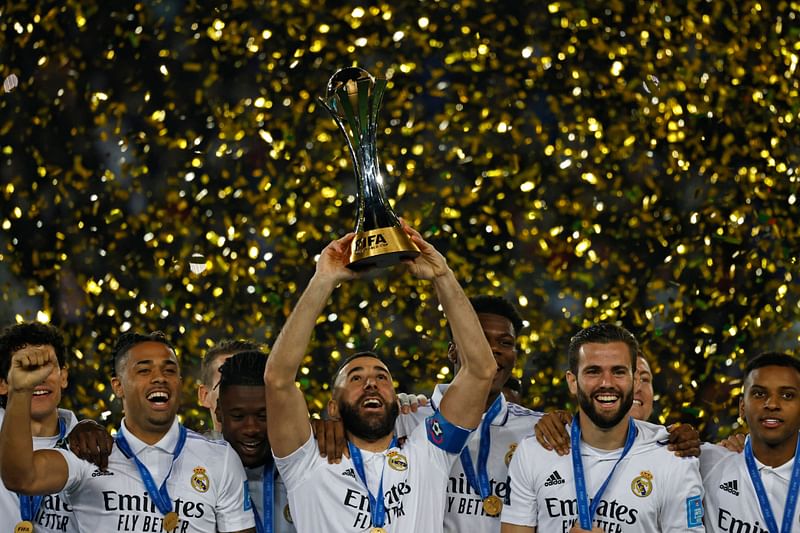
top-left (400, 221), bottom-right (450, 280)
top-left (314, 232), bottom-right (360, 284)
top-left (7, 345), bottom-right (58, 394)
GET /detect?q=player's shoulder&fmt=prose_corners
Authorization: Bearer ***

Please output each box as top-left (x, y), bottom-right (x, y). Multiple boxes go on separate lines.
top-left (506, 402), bottom-right (543, 420)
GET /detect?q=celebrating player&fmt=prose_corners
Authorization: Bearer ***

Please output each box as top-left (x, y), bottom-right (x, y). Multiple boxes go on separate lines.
top-left (0, 330), bottom-right (255, 532)
top-left (264, 224), bottom-right (496, 532)
top-left (700, 352), bottom-right (800, 532)
top-left (501, 323), bottom-right (705, 532)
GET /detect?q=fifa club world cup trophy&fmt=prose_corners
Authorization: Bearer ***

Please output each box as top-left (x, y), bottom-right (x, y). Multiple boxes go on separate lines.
top-left (318, 67), bottom-right (420, 270)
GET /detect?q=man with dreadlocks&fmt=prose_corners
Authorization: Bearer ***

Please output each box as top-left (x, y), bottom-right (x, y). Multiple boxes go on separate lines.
top-left (0, 330), bottom-right (255, 533)
top-left (264, 226), bottom-right (496, 532)
top-left (216, 350), bottom-right (296, 533)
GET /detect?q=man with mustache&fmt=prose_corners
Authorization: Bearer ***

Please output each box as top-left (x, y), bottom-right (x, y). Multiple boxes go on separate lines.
top-left (700, 352), bottom-right (800, 532)
top-left (264, 226), bottom-right (496, 532)
top-left (501, 323), bottom-right (705, 532)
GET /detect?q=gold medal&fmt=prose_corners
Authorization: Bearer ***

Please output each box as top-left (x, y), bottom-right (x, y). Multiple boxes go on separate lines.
top-left (14, 522), bottom-right (34, 533)
top-left (370, 528), bottom-right (387, 533)
top-left (482, 494), bottom-right (503, 516)
top-left (163, 511), bottom-right (179, 532)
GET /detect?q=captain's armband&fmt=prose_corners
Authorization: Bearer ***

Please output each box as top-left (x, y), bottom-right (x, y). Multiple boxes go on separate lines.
top-left (424, 410), bottom-right (471, 453)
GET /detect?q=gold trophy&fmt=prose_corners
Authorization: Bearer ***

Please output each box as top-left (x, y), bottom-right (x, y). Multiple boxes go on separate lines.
top-left (318, 67), bottom-right (420, 270)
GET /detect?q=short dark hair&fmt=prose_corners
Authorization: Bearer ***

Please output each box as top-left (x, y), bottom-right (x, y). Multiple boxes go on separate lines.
top-left (218, 350), bottom-right (268, 394)
top-left (0, 322), bottom-right (67, 407)
top-left (201, 339), bottom-right (263, 386)
top-left (744, 352), bottom-right (800, 386)
top-left (331, 351), bottom-right (391, 391)
top-left (567, 323), bottom-right (638, 374)
top-left (447, 295), bottom-right (525, 339)
top-left (112, 331), bottom-right (175, 377)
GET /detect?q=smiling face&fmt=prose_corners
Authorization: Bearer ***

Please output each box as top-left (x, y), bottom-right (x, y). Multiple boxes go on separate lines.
top-left (111, 341), bottom-right (181, 442)
top-left (0, 344), bottom-right (68, 423)
top-left (329, 356), bottom-right (398, 442)
top-left (741, 365), bottom-right (800, 449)
top-left (217, 385), bottom-right (269, 468)
top-left (567, 341), bottom-right (634, 430)
top-left (631, 356), bottom-right (654, 421)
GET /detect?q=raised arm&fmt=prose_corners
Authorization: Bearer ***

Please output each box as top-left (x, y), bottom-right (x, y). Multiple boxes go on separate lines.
top-left (0, 346), bottom-right (69, 495)
top-left (402, 223), bottom-right (495, 430)
top-left (264, 233), bottom-right (358, 457)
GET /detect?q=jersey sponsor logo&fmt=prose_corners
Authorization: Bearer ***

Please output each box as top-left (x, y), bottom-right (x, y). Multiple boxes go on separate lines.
top-left (191, 467), bottom-right (210, 493)
top-left (544, 470), bottom-right (566, 486)
top-left (344, 481), bottom-right (411, 528)
top-left (544, 497), bottom-right (639, 525)
top-left (34, 495), bottom-right (73, 533)
top-left (686, 495), bottom-right (704, 528)
top-left (504, 443), bottom-right (517, 467)
top-left (719, 479), bottom-right (739, 496)
top-left (631, 470), bottom-right (653, 498)
top-left (716, 508), bottom-right (769, 533)
top-left (387, 451), bottom-right (408, 471)
top-left (341, 467), bottom-right (357, 480)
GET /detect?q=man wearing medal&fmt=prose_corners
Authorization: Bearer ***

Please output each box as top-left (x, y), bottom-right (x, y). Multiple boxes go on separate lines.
top-left (700, 352), bottom-right (800, 533)
top-left (501, 323), bottom-right (705, 532)
top-left (0, 330), bottom-right (256, 533)
top-left (216, 350), bottom-right (296, 533)
top-left (264, 224), bottom-right (496, 532)
top-left (392, 295), bottom-right (545, 532)
top-left (0, 322), bottom-right (78, 533)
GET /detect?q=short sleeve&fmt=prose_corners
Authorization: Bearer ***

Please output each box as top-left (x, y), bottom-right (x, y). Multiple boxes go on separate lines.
top-left (215, 443), bottom-right (257, 532)
top-left (273, 425), bottom-right (323, 490)
top-left (54, 448), bottom-right (93, 494)
top-left (661, 456), bottom-right (706, 532)
top-left (501, 436), bottom-right (539, 527)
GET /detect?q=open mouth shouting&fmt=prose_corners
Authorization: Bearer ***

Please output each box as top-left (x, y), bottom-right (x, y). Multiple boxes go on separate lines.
top-left (360, 396), bottom-right (385, 413)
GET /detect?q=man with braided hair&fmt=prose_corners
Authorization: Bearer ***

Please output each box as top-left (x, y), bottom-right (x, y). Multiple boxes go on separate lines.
top-left (216, 350), bottom-right (296, 533)
top-left (198, 339), bottom-right (263, 438)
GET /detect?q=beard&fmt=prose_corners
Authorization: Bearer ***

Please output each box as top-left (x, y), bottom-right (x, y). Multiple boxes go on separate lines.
top-left (577, 385), bottom-right (634, 429)
top-left (339, 396), bottom-right (399, 442)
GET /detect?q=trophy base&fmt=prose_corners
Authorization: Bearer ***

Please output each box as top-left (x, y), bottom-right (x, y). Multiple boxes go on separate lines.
top-left (348, 226), bottom-right (421, 271)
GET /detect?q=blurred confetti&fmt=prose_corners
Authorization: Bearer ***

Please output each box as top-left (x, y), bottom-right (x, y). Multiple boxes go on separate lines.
top-left (0, 0), bottom-right (798, 439)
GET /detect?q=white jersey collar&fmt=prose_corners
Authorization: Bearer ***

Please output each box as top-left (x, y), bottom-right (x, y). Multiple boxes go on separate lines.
top-left (430, 383), bottom-right (509, 426)
top-left (119, 416), bottom-right (180, 454)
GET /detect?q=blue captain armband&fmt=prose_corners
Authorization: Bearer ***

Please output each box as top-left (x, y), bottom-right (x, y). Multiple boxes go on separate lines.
top-left (425, 410), bottom-right (471, 453)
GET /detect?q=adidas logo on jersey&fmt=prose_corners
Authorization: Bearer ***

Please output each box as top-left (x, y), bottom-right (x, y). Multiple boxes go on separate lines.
top-left (544, 471), bottom-right (566, 486)
top-left (341, 468), bottom-right (356, 480)
top-left (719, 479), bottom-right (739, 496)
top-left (91, 469), bottom-right (114, 477)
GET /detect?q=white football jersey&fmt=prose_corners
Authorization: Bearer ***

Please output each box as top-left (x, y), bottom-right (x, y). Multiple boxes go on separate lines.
top-left (395, 385), bottom-right (543, 533)
top-left (502, 419), bottom-right (706, 532)
top-left (700, 440), bottom-right (800, 532)
top-left (58, 418), bottom-right (254, 533)
top-left (274, 417), bottom-right (462, 532)
top-left (244, 465), bottom-right (296, 533)
top-left (0, 408), bottom-right (78, 533)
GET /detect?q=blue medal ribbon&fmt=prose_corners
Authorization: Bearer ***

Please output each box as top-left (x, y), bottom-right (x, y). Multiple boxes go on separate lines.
top-left (347, 436), bottom-right (399, 529)
top-left (252, 462), bottom-right (275, 533)
top-left (571, 416), bottom-right (637, 529)
top-left (743, 433), bottom-right (800, 533)
top-left (17, 417), bottom-right (67, 522)
top-left (115, 424), bottom-right (187, 518)
top-left (459, 394), bottom-right (503, 500)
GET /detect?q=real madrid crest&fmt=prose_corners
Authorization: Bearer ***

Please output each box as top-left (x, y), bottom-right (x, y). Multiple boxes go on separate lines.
top-left (505, 443), bottom-right (518, 467)
top-left (387, 451), bottom-right (408, 471)
top-left (191, 466), bottom-right (210, 493)
top-left (631, 470), bottom-right (653, 497)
